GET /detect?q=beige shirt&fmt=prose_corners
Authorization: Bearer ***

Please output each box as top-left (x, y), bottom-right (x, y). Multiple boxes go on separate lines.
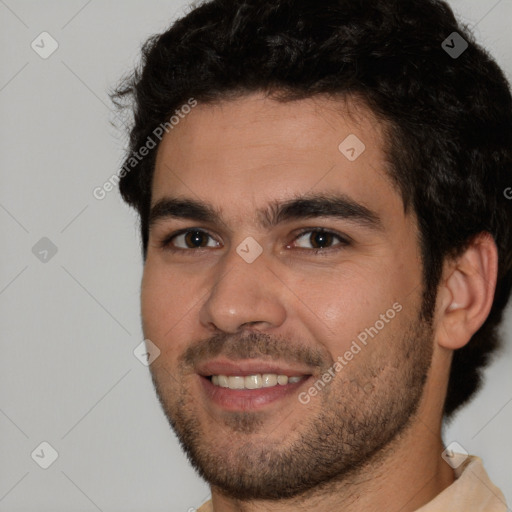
top-left (196, 455), bottom-right (507, 511)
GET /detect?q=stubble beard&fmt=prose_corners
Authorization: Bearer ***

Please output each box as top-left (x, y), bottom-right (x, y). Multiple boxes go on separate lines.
top-left (149, 308), bottom-right (433, 501)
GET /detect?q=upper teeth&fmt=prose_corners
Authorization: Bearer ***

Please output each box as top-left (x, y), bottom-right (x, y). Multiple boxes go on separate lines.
top-left (211, 374), bottom-right (303, 390)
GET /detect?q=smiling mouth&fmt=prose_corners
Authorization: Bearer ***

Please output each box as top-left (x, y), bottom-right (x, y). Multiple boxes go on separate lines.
top-left (208, 374), bottom-right (308, 390)
top-left (199, 371), bottom-right (313, 411)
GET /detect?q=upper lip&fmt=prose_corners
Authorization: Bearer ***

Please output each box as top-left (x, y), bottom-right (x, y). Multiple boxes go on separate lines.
top-left (196, 359), bottom-right (313, 377)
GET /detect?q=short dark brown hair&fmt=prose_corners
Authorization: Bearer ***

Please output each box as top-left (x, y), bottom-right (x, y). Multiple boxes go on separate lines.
top-left (111, 0), bottom-right (512, 418)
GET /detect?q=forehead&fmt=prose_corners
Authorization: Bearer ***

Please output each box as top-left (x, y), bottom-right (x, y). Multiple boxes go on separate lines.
top-left (151, 92), bottom-right (403, 228)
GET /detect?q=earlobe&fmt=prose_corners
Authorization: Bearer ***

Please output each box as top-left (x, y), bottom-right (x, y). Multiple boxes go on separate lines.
top-left (436, 232), bottom-right (498, 350)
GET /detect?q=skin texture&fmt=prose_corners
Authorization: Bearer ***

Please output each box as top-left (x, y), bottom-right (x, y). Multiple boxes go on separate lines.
top-left (140, 93), bottom-right (498, 511)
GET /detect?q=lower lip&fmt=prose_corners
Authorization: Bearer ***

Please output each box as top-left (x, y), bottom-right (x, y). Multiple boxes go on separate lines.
top-left (199, 375), bottom-right (311, 411)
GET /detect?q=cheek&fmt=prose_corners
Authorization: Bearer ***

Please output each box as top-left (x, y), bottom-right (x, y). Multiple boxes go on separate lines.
top-left (293, 266), bottom-right (381, 324)
top-left (291, 263), bottom-right (411, 356)
top-left (140, 261), bottom-right (195, 348)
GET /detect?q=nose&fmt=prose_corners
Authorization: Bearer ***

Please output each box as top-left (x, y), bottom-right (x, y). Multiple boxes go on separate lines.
top-left (198, 246), bottom-right (287, 334)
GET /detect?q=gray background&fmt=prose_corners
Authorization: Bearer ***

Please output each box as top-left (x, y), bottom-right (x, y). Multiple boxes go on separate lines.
top-left (0, 1), bottom-right (511, 510)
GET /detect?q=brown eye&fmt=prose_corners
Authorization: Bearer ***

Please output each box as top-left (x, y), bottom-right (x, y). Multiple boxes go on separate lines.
top-left (292, 229), bottom-right (348, 251)
top-left (183, 230), bottom-right (209, 248)
top-left (161, 229), bottom-right (220, 250)
top-left (310, 231), bottom-right (334, 249)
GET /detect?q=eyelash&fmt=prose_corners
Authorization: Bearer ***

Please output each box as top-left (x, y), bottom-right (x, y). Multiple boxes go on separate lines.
top-left (158, 228), bottom-right (350, 255)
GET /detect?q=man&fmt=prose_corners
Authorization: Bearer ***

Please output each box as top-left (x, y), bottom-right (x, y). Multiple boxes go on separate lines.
top-left (111, 0), bottom-right (512, 510)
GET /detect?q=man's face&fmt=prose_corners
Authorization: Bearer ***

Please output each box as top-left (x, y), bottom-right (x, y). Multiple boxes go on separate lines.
top-left (141, 93), bottom-right (433, 499)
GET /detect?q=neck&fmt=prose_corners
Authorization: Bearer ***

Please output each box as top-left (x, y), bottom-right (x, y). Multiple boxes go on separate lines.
top-left (208, 416), bottom-right (455, 512)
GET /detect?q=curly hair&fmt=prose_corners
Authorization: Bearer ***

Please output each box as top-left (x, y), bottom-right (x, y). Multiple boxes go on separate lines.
top-left (111, 0), bottom-right (512, 418)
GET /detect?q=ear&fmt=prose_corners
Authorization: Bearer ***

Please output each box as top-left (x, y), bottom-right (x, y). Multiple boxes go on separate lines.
top-left (435, 232), bottom-right (498, 350)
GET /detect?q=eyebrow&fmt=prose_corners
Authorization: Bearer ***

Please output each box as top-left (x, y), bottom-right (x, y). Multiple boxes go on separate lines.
top-left (148, 192), bottom-right (383, 232)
